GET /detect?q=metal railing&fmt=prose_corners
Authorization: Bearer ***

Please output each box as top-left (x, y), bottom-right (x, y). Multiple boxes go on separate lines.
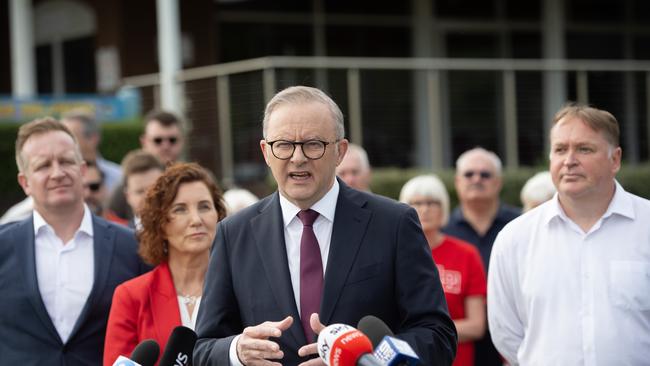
top-left (122, 56), bottom-right (650, 185)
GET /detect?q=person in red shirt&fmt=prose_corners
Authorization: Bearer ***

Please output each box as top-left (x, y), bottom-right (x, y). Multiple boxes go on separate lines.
top-left (400, 174), bottom-right (487, 366)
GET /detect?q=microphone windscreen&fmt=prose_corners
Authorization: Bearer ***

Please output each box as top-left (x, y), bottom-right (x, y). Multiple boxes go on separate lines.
top-left (130, 339), bottom-right (160, 366)
top-left (158, 326), bottom-right (198, 366)
top-left (317, 324), bottom-right (374, 366)
top-left (357, 315), bottom-right (394, 348)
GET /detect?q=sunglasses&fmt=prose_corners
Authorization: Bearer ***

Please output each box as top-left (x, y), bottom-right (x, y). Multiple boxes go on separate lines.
top-left (462, 170), bottom-right (493, 180)
top-left (85, 182), bottom-right (102, 192)
top-left (152, 136), bottom-right (178, 145)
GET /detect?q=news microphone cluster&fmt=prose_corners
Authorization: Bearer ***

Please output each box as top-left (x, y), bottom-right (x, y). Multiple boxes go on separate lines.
top-left (357, 315), bottom-right (420, 366)
top-left (317, 323), bottom-right (383, 366)
top-left (159, 326), bottom-right (198, 366)
top-left (112, 339), bottom-right (160, 366)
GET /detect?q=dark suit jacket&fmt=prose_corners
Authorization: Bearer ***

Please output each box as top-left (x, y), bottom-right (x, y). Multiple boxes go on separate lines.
top-left (194, 181), bottom-right (457, 365)
top-left (104, 262), bottom-right (182, 366)
top-left (0, 214), bottom-right (147, 365)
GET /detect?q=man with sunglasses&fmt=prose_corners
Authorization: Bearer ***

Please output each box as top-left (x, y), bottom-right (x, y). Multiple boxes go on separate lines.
top-left (443, 147), bottom-right (520, 366)
top-left (194, 86), bottom-right (457, 366)
top-left (83, 161), bottom-right (108, 216)
top-left (107, 110), bottom-right (185, 222)
top-left (139, 110), bottom-right (185, 164)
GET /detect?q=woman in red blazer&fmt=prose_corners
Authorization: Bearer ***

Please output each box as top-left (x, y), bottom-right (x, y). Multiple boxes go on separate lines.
top-left (104, 163), bottom-right (226, 365)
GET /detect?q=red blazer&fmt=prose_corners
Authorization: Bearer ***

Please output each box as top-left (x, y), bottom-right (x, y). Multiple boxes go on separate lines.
top-left (103, 262), bottom-right (181, 366)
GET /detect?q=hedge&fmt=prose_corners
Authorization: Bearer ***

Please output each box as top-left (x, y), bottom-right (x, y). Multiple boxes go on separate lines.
top-left (369, 164), bottom-right (650, 207)
top-left (2, 120), bottom-right (650, 213)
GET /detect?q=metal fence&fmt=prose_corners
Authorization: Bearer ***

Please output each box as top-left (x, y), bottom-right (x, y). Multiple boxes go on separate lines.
top-left (122, 56), bottom-right (650, 186)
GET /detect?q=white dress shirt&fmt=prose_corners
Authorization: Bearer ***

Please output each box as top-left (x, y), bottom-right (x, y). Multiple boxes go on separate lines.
top-left (178, 297), bottom-right (202, 330)
top-left (488, 181), bottom-right (650, 365)
top-left (229, 180), bottom-right (340, 366)
top-left (34, 206), bottom-right (95, 344)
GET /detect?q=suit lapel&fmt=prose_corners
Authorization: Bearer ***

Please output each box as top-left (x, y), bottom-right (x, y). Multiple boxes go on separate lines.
top-left (320, 183), bottom-right (371, 325)
top-left (250, 193), bottom-right (305, 346)
top-left (151, 263), bottom-right (182, 345)
top-left (68, 216), bottom-right (115, 340)
top-left (18, 217), bottom-right (62, 343)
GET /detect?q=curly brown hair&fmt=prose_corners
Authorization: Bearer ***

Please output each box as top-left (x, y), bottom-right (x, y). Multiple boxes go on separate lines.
top-left (137, 162), bottom-right (227, 265)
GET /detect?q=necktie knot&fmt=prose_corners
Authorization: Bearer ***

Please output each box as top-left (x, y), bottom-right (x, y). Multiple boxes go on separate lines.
top-left (298, 209), bottom-right (319, 227)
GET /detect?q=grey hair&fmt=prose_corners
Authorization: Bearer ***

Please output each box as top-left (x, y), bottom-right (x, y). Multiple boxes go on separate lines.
top-left (262, 86), bottom-right (345, 140)
top-left (223, 188), bottom-right (259, 215)
top-left (455, 147), bottom-right (503, 176)
top-left (346, 143), bottom-right (370, 171)
top-left (520, 171), bottom-right (556, 212)
top-left (399, 174), bottom-right (450, 226)
top-left (62, 109), bottom-right (99, 138)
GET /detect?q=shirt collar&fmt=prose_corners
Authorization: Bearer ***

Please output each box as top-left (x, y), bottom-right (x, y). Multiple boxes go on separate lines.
top-left (279, 179), bottom-right (340, 228)
top-left (543, 180), bottom-right (634, 225)
top-left (33, 204), bottom-right (94, 237)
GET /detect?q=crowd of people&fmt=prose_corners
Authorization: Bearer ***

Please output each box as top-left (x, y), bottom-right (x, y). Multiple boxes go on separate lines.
top-left (0, 85), bottom-right (647, 366)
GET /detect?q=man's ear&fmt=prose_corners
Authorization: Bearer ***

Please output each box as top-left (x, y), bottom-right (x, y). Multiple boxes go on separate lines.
top-left (336, 139), bottom-right (349, 165)
top-left (18, 172), bottom-right (30, 196)
top-left (611, 146), bottom-right (622, 174)
top-left (260, 140), bottom-right (271, 166)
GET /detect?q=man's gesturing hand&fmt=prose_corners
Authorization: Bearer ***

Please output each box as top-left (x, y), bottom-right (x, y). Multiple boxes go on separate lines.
top-left (236, 316), bottom-right (293, 366)
top-left (297, 313), bottom-right (326, 366)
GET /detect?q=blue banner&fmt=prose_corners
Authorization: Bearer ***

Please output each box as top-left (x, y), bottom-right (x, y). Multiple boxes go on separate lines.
top-left (0, 89), bottom-right (141, 123)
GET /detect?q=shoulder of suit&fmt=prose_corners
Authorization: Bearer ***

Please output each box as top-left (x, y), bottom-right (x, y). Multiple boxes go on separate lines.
top-left (220, 193), bottom-right (276, 224)
top-left (94, 215), bottom-right (135, 236)
top-left (352, 189), bottom-right (411, 214)
top-left (117, 265), bottom-right (157, 291)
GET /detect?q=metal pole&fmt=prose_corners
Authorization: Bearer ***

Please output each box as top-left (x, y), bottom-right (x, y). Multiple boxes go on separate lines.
top-left (156, 0), bottom-right (182, 113)
top-left (503, 70), bottom-right (519, 168)
top-left (347, 68), bottom-right (363, 146)
top-left (217, 76), bottom-right (234, 187)
top-left (9, 0), bottom-right (36, 98)
top-left (427, 70), bottom-right (444, 170)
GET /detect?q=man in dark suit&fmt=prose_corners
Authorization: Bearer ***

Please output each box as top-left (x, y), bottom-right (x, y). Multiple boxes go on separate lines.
top-left (194, 86), bottom-right (457, 365)
top-left (0, 117), bottom-right (146, 365)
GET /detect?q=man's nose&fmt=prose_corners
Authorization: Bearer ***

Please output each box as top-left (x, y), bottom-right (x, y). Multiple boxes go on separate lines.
top-left (290, 145), bottom-right (308, 163)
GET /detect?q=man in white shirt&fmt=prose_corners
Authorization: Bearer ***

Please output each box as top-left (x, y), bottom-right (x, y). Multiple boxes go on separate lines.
top-left (487, 104), bottom-right (650, 365)
top-left (0, 117), bottom-right (146, 366)
top-left (194, 86), bottom-right (457, 365)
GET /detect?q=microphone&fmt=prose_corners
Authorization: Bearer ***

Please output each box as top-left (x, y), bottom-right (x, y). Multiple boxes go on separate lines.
top-left (357, 315), bottom-right (394, 348)
top-left (112, 339), bottom-right (160, 366)
top-left (112, 356), bottom-right (142, 366)
top-left (317, 323), bottom-right (383, 366)
top-left (373, 336), bottom-right (419, 366)
top-left (158, 326), bottom-right (198, 366)
top-left (131, 339), bottom-right (160, 366)
top-left (357, 316), bottom-right (420, 366)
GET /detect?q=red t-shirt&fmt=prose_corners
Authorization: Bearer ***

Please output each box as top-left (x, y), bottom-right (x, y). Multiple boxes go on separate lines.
top-left (432, 235), bottom-right (487, 366)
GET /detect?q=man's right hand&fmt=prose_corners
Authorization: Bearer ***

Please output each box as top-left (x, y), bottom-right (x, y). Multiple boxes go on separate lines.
top-left (236, 316), bottom-right (293, 366)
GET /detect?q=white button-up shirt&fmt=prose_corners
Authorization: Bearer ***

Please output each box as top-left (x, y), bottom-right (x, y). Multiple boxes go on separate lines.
top-left (279, 179), bottom-right (338, 314)
top-left (228, 180), bottom-right (340, 366)
top-left (34, 206), bottom-right (94, 343)
top-left (488, 181), bottom-right (650, 365)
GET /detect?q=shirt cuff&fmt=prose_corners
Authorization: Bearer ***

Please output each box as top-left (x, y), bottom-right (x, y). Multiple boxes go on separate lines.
top-left (229, 334), bottom-right (244, 366)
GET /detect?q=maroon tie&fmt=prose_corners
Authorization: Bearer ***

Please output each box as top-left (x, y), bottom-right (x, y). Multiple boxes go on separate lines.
top-left (297, 209), bottom-right (323, 342)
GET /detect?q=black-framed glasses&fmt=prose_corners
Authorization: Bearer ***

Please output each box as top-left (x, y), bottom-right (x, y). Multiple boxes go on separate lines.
top-left (462, 170), bottom-right (493, 180)
top-left (85, 182), bottom-right (102, 192)
top-left (153, 136), bottom-right (178, 145)
top-left (266, 139), bottom-right (337, 160)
